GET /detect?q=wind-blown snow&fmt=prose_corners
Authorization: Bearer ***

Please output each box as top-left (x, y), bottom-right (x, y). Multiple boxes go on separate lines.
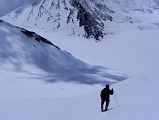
top-left (0, 0), bottom-right (41, 17)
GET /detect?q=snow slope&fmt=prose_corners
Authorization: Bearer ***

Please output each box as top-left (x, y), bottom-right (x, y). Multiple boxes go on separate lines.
top-left (0, 19), bottom-right (159, 120)
top-left (0, 27), bottom-right (159, 120)
top-left (0, 0), bottom-right (159, 120)
top-left (0, 18), bottom-right (128, 102)
top-left (35, 24), bottom-right (159, 120)
top-left (0, 19), bottom-right (127, 85)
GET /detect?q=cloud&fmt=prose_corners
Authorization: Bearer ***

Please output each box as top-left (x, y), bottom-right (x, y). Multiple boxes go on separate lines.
top-left (0, 0), bottom-right (41, 17)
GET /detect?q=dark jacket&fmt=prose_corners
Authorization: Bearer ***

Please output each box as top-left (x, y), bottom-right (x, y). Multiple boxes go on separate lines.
top-left (100, 87), bottom-right (114, 101)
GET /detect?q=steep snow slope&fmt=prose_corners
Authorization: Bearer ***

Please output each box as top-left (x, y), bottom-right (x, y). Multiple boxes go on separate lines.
top-left (0, 19), bottom-right (127, 85)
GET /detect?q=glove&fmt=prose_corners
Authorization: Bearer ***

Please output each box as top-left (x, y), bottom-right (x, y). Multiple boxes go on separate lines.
top-left (111, 88), bottom-right (114, 95)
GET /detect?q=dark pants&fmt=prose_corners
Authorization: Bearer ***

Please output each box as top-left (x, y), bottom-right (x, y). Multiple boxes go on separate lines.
top-left (101, 99), bottom-right (109, 111)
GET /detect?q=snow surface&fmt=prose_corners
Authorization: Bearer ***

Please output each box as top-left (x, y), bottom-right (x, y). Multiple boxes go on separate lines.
top-left (0, 19), bottom-right (128, 112)
top-left (0, 22), bottom-right (159, 120)
top-left (0, 20), bottom-right (127, 85)
top-left (1, 0), bottom-right (159, 120)
top-left (0, 25), bottom-right (159, 120)
top-left (35, 22), bottom-right (159, 120)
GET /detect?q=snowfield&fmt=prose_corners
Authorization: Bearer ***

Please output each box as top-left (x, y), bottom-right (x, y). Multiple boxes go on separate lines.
top-left (31, 24), bottom-right (159, 120)
top-left (0, 19), bottom-right (129, 120)
top-left (0, 20), bottom-right (159, 120)
top-left (0, 0), bottom-right (159, 120)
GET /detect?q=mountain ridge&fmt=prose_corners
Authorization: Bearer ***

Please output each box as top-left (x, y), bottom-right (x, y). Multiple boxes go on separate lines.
top-left (1, 0), bottom-right (159, 40)
top-left (2, 0), bottom-right (114, 40)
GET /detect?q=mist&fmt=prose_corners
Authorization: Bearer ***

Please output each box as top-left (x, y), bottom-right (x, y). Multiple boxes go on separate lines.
top-left (0, 0), bottom-right (41, 17)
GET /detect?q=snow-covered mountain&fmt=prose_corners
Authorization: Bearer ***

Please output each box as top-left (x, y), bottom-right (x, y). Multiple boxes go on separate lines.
top-left (1, 0), bottom-right (159, 40)
top-left (1, 0), bottom-right (114, 40)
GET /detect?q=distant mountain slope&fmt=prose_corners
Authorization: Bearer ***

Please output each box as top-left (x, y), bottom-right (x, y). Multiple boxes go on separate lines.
top-left (104, 0), bottom-right (159, 21)
top-left (1, 0), bottom-right (114, 40)
top-left (1, 0), bottom-right (159, 40)
top-left (0, 19), bottom-right (128, 84)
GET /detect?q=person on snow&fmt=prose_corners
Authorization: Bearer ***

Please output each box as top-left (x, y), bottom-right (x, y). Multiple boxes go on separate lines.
top-left (100, 84), bottom-right (114, 111)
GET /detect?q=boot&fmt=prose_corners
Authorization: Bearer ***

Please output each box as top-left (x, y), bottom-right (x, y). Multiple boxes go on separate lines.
top-left (105, 106), bottom-right (108, 111)
top-left (101, 105), bottom-right (104, 112)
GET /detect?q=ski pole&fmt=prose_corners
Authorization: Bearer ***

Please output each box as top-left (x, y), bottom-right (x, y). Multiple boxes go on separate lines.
top-left (114, 93), bottom-right (119, 108)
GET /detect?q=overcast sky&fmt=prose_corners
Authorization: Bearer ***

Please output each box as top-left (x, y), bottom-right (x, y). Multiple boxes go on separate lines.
top-left (0, 0), bottom-right (41, 17)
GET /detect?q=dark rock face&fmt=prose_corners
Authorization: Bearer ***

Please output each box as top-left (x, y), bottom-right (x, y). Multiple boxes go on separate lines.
top-left (21, 29), bottom-right (60, 50)
top-left (29, 0), bottom-right (114, 40)
top-left (0, 19), bottom-right (3, 23)
top-left (76, 2), bottom-right (104, 40)
top-left (0, 19), bottom-right (60, 49)
top-left (70, 0), bottom-right (113, 40)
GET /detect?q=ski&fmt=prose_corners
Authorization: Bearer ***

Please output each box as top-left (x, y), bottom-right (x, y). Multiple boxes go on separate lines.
top-left (101, 108), bottom-right (113, 112)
